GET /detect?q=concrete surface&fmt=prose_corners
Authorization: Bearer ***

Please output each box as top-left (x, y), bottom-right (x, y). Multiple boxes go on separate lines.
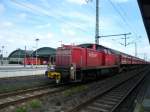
top-left (0, 65), bottom-right (47, 78)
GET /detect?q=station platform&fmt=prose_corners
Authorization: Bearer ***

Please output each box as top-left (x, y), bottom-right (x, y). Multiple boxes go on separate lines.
top-left (142, 85), bottom-right (150, 111)
top-left (0, 65), bottom-right (47, 78)
top-left (134, 71), bottom-right (150, 112)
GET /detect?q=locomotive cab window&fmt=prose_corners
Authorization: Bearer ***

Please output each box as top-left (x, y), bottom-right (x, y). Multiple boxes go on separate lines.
top-left (97, 46), bottom-right (105, 52)
top-left (104, 49), bottom-right (108, 54)
top-left (107, 50), bottom-right (112, 55)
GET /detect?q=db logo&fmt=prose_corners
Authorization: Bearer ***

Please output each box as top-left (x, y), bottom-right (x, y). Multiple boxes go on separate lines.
top-left (88, 52), bottom-right (97, 58)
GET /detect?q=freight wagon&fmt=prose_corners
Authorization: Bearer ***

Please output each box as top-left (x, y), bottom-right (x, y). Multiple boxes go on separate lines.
top-left (23, 57), bottom-right (41, 65)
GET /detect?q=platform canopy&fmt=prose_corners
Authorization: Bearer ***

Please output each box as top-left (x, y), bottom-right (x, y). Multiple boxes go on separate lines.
top-left (8, 49), bottom-right (33, 58)
top-left (138, 0), bottom-right (150, 43)
top-left (32, 47), bottom-right (56, 58)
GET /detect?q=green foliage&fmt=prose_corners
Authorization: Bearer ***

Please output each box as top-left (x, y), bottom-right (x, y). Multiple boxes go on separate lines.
top-left (64, 85), bottom-right (87, 96)
top-left (15, 99), bottom-right (42, 112)
top-left (139, 104), bottom-right (144, 112)
top-left (15, 106), bottom-right (27, 112)
top-left (29, 99), bottom-right (42, 108)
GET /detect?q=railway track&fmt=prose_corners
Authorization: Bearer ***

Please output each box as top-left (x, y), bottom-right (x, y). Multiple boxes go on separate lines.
top-left (68, 68), bottom-right (149, 112)
top-left (0, 67), bottom-right (148, 111)
top-left (0, 83), bottom-right (79, 109)
top-left (0, 84), bottom-right (52, 99)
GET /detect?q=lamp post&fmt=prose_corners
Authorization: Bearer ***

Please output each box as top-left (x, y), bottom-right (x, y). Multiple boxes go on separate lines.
top-left (134, 36), bottom-right (141, 57)
top-left (58, 41), bottom-right (62, 47)
top-left (1, 46), bottom-right (4, 65)
top-left (5, 51), bottom-right (8, 64)
top-left (35, 38), bottom-right (39, 68)
top-left (18, 48), bottom-right (20, 64)
top-left (135, 42), bottom-right (137, 57)
top-left (24, 46), bottom-right (27, 67)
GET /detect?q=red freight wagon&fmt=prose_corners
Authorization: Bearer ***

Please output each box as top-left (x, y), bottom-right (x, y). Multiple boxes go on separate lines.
top-left (126, 56), bottom-right (132, 64)
top-left (132, 58), bottom-right (138, 64)
top-left (120, 55), bottom-right (127, 64)
top-left (23, 58), bottom-right (41, 65)
top-left (120, 55), bottom-right (131, 64)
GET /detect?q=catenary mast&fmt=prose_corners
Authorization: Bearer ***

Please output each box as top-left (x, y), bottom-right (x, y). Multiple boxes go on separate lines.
top-left (95, 0), bottom-right (99, 44)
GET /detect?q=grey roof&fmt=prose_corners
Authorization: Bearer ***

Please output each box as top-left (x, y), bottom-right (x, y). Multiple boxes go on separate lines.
top-left (9, 47), bottom-right (56, 58)
top-left (32, 47), bottom-right (56, 57)
top-left (8, 49), bottom-right (33, 58)
top-left (138, 0), bottom-right (150, 43)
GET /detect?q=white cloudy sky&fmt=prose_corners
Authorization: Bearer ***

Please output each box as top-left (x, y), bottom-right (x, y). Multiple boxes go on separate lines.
top-left (0, 0), bottom-right (150, 60)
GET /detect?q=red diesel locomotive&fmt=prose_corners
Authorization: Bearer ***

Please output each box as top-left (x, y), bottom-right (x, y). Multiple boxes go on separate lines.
top-left (45, 43), bottom-right (147, 83)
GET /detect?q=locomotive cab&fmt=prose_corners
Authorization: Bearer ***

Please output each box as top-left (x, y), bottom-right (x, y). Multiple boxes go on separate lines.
top-left (46, 45), bottom-right (85, 83)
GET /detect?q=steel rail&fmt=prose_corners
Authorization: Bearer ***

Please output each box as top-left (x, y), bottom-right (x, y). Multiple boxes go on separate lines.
top-left (67, 67), bottom-right (149, 112)
top-left (0, 83), bottom-right (80, 109)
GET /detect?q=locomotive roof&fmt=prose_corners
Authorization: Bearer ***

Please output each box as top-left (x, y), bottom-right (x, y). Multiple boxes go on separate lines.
top-left (78, 43), bottom-right (120, 54)
top-left (78, 43), bottom-right (142, 59)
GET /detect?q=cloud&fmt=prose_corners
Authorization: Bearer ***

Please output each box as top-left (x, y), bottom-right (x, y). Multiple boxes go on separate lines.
top-left (66, 0), bottom-right (87, 5)
top-left (0, 21), bottom-right (14, 29)
top-left (35, 23), bottom-right (51, 29)
top-left (11, 1), bottom-right (92, 32)
top-left (0, 30), bottom-right (29, 55)
top-left (0, 30), bottom-right (56, 55)
top-left (61, 26), bottom-right (76, 37)
top-left (11, 0), bottom-right (57, 17)
top-left (47, 32), bottom-right (53, 38)
top-left (3, 0), bottom-right (149, 59)
top-left (39, 0), bottom-right (50, 8)
top-left (18, 13), bottom-right (27, 19)
top-left (67, 11), bottom-right (94, 23)
top-left (0, 3), bottom-right (5, 14)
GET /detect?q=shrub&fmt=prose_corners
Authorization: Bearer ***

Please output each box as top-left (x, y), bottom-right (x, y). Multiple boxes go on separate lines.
top-left (16, 106), bottom-right (27, 112)
top-left (29, 99), bottom-right (42, 108)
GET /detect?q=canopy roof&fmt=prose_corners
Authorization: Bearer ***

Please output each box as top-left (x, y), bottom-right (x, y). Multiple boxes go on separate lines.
top-left (138, 0), bottom-right (150, 43)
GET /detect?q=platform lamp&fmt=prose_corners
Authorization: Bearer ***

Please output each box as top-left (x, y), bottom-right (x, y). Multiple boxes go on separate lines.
top-left (5, 51), bottom-right (8, 63)
top-left (58, 41), bottom-right (62, 47)
top-left (0, 50), bottom-right (1, 65)
top-left (17, 48), bottom-right (21, 64)
top-left (35, 38), bottom-right (39, 68)
top-left (1, 46), bottom-right (4, 65)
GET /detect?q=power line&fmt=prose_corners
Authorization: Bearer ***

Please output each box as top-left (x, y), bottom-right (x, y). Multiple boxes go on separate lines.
top-left (115, 2), bottom-right (140, 37)
top-left (11, 0), bottom-right (89, 33)
top-left (100, 32), bottom-right (131, 47)
top-left (107, 0), bottom-right (138, 37)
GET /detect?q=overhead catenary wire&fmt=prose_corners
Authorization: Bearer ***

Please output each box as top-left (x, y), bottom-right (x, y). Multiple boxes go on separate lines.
top-left (107, 0), bottom-right (138, 37)
top-left (86, 0), bottom-right (130, 40)
top-left (115, 2), bottom-right (141, 38)
top-left (11, 0), bottom-right (89, 33)
top-left (11, 0), bottom-right (140, 45)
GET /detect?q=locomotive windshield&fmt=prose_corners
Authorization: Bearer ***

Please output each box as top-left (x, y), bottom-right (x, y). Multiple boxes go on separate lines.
top-left (77, 44), bottom-right (93, 49)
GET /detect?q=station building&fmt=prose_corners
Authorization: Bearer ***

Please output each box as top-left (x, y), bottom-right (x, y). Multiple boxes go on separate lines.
top-left (32, 47), bottom-right (56, 64)
top-left (8, 49), bottom-right (33, 64)
top-left (8, 47), bottom-right (56, 65)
